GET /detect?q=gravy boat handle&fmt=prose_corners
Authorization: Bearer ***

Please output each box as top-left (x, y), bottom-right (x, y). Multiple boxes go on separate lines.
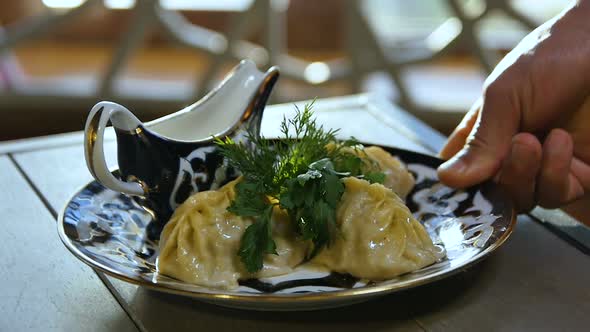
top-left (84, 101), bottom-right (145, 196)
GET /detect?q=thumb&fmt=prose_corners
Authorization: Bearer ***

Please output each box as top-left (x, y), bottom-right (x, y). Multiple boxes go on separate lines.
top-left (437, 86), bottom-right (520, 188)
top-left (439, 99), bottom-right (481, 160)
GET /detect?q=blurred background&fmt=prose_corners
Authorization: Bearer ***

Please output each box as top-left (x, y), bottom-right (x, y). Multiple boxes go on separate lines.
top-left (0, 0), bottom-right (570, 141)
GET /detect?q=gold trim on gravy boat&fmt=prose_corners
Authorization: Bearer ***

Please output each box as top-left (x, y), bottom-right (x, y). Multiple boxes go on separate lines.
top-left (219, 66), bottom-right (280, 139)
top-left (85, 107), bottom-right (148, 196)
top-left (84, 106), bottom-right (103, 180)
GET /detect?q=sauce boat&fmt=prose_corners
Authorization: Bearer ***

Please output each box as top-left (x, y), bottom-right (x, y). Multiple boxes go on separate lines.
top-left (84, 60), bottom-right (279, 237)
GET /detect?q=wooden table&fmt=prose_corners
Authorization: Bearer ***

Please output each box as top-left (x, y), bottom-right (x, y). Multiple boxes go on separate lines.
top-left (1, 95), bottom-right (588, 331)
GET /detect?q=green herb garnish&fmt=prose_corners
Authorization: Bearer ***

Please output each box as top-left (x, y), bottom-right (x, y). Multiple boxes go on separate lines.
top-left (215, 101), bottom-right (385, 272)
top-left (279, 158), bottom-right (345, 258)
top-left (236, 205), bottom-right (276, 272)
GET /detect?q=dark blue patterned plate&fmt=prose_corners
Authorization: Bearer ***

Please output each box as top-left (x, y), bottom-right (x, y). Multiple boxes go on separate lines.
top-left (58, 145), bottom-right (515, 311)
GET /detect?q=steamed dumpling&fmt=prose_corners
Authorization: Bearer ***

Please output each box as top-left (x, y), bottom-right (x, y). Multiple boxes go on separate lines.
top-left (363, 146), bottom-right (415, 199)
top-left (157, 178), bottom-right (306, 289)
top-left (327, 143), bottom-right (415, 199)
top-left (157, 178), bottom-right (246, 289)
top-left (257, 206), bottom-right (310, 278)
top-left (312, 177), bottom-right (444, 280)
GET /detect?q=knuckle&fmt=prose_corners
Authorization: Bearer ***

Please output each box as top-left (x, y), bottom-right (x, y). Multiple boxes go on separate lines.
top-left (465, 132), bottom-right (492, 153)
top-left (483, 80), bottom-right (509, 101)
top-left (483, 78), bottom-right (521, 119)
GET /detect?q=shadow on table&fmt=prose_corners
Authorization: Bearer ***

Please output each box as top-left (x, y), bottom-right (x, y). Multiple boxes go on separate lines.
top-left (125, 260), bottom-right (489, 332)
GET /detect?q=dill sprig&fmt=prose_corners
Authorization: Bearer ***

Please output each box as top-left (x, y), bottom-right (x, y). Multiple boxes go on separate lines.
top-left (215, 101), bottom-right (384, 272)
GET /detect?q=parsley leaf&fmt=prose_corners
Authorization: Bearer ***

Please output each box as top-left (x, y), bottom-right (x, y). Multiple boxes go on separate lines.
top-left (364, 171), bottom-right (386, 184)
top-left (279, 159), bottom-right (345, 257)
top-left (238, 206), bottom-right (277, 273)
top-left (227, 181), bottom-right (269, 217)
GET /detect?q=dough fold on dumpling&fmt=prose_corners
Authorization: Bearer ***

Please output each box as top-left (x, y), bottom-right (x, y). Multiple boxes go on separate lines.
top-left (157, 178), bottom-right (306, 289)
top-left (326, 143), bottom-right (415, 199)
top-left (363, 146), bottom-right (415, 199)
top-left (312, 177), bottom-right (444, 280)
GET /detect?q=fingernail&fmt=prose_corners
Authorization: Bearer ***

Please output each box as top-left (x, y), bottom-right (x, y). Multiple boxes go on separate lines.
top-left (438, 156), bottom-right (467, 174)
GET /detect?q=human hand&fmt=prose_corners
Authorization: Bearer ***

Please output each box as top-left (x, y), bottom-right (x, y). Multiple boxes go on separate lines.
top-left (437, 1), bottom-right (590, 213)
